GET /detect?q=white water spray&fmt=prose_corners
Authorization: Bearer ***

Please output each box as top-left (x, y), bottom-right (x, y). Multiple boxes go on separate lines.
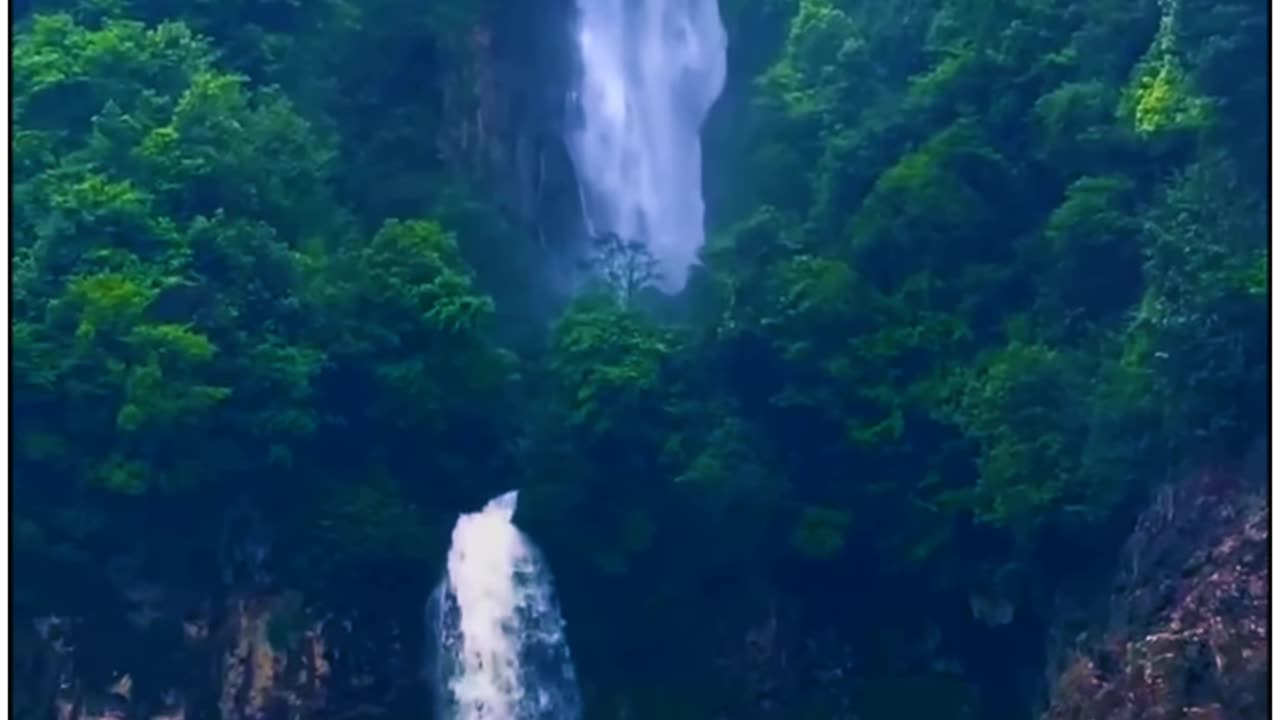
top-left (431, 491), bottom-right (581, 720)
top-left (566, 0), bottom-right (728, 291)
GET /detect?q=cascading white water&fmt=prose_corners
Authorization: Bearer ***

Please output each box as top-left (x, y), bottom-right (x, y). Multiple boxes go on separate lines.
top-left (566, 0), bottom-right (728, 291)
top-left (431, 491), bottom-right (581, 720)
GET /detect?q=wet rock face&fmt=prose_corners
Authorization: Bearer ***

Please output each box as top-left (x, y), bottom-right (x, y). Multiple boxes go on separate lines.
top-left (1043, 456), bottom-right (1269, 720)
top-left (706, 601), bottom-right (864, 720)
top-left (218, 595), bottom-right (330, 720)
top-left (24, 610), bottom-right (199, 720)
top-left (436, 2), bottom-right (593, 283)
top-left (21, 592), bottom-right (414, 720)
top-left (438, 2), bottom-right (579, 220)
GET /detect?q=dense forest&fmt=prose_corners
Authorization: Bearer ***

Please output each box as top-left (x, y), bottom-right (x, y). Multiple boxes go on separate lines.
top-left (10, 0), bottom-right (1269, 718)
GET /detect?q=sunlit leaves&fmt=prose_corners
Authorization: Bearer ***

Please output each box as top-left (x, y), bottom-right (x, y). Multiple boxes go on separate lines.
top-left (550, 299), bottom-right (672, 438)
top-left (63, 271), bottom-right (154, 341)
top-left (1128, 155), bottom-right (1267, 447)
top-left (13, 15), bottom-right (213, 132)
top-left (13, 13), bottom-right (337, 497)
top-left (849, 120), bottom-right (1016, 290)
top-left (941, 343), bottom-right (1090, 533)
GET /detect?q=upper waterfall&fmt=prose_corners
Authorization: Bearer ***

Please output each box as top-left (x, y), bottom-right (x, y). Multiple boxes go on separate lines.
top-left (565, 0), bottom-right (728, 291)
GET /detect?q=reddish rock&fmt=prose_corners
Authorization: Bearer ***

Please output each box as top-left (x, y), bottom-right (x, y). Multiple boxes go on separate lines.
top-left (1043, 460), bottom-right (1269, 720)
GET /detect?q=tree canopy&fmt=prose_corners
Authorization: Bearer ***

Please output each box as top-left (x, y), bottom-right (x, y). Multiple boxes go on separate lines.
top-left (11, 0), bottom-right (1268, 718)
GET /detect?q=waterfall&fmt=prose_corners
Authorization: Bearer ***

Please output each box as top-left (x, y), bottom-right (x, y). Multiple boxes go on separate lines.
top-left (430, 491), bottom-right (581, 720)
top-left (566, 0), bottom-right (728, 291)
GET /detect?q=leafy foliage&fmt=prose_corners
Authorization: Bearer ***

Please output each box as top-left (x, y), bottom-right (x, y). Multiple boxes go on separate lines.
top-left (11, 8), bottom-right (514, 602)
top-left (10, 0), bottom-right (1268, 718)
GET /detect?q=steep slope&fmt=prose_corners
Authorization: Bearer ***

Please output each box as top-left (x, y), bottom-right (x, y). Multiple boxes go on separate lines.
top-left (1043, 442), bottom-right (1269, 719)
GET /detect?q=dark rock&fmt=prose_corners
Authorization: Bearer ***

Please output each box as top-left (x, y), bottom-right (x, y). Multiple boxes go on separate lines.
top-left (1042, 446), bottom-right (1269, 720)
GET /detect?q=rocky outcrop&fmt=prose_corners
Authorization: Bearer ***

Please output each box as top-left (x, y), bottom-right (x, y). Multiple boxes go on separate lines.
top-left (1043, 446), bottom-right (1269, 720)
top-left (218, 595), bottom-right (330, 720)
top-left (18, 591), bottom-right (415, 720)
top-left (437, 1), bottom-right (581, 227)
top-left (434, 0), bottom-right (592, 291)
top-left (725, 607), bottom-right (862, 719)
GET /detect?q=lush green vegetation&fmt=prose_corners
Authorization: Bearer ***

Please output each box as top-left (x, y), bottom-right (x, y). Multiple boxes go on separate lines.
top-left (11, 0), bottom-right (1267, 718)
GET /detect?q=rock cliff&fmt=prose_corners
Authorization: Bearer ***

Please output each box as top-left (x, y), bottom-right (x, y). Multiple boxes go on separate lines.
top-left (1043, 443), bottom-right (1269, 720)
